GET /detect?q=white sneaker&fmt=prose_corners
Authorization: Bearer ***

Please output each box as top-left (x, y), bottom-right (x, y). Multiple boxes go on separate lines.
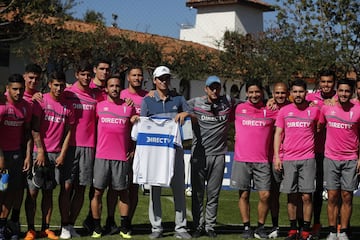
top-left (326, 232), bottom-right (337, 240)
top-left (69, 225), bottom-right (80, 238)
top-left (337, 232), bottom-right (349, 240)
top-left (60, 226), bottom-right (71, 239)
top-left (268, 226), bottom-right (279, 239)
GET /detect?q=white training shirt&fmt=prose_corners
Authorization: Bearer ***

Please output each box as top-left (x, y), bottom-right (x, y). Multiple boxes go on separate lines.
top-left (131, 117), bottom-right (182, 187)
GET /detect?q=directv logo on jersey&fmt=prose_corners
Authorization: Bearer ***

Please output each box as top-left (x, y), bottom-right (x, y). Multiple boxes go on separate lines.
top-left (146, 136), bottom-right (171, 144)
top-left (287, 121), bottom-right (310, 128)
top-left (137, 133), bottom-right (176, 148)
top-left (200, 115), bottom-right (227, 121)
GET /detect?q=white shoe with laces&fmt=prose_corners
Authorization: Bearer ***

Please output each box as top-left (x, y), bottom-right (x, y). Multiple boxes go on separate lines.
top-left (60, 226), bottom-right (71, 239)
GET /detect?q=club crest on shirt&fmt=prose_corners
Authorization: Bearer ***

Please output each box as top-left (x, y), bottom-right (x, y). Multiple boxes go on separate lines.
top-left (103, 107), bottom-right (109, 111)
top-left (288, 112), bottom-right (294, 116)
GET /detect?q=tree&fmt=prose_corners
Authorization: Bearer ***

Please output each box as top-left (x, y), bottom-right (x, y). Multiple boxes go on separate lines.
top-left (275, 0), bottom-right (360, 71)
top-left (83, 9), bottom-right (105, 25)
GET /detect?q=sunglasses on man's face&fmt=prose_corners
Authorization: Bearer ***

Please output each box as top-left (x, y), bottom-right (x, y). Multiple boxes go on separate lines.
top-left (157, 75), bottom-right (171, 82)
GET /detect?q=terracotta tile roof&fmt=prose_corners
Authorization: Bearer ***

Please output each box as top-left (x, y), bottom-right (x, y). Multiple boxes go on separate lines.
top-left (186, 0), bottom-right (274, 11)
top-left (1, 12), bottom-right (218, 56)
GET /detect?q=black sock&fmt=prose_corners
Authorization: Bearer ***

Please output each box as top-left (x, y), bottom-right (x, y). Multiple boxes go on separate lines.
top-left (340, 228), bottom-right (347, 234)
top-left (93, 219), bottom-right (101, 233)
top-left (28, 224), bottom-right (35, 231)
top-left (290, 220), bottom-right (297, 230)
top-left (10, 209), bottom-right (20, 222)
top-left (303, 221), bottom-right (311, 232)
top-left (121, 216), bottom-right (130, 232)
top-left (272, 216), bottom-right (279, 227)
top-left (244, 222), bottom-right (250, 230)
top-left (329, 226), bottom-right (336, 233)
top-left (257, 222), bottom-right (264, 228)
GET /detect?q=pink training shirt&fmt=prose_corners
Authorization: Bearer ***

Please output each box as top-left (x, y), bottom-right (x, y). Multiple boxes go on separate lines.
top-left (234, 101), bottom-right (277, 163)
top-left (319, 103), bottom-right (360, 161)
top-left (275, 103), bottom-right (319, 161)
top-left (0, 98), bottom-right (32, 151)
top-left (120, 88), bottom-right (148, 115)
top-left (64, 83), bottom-right (100, 147)
top-left (306, 91), bottom-right (337, 153)
top-left (95, 99), bottom-right (135, 161)
top-left (33, 93), bottom-right (75, 153)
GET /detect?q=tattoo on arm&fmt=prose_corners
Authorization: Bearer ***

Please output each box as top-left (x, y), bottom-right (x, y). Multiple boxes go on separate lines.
top-left (34, 139), bottom-right (42, 149)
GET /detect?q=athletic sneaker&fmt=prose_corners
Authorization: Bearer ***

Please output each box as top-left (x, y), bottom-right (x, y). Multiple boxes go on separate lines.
top-left (69, 225), bottom-right (80, 238)
top-left (285, 229), bottom-right (298, 240)
top-left (119, 231), bottom-right (132, 239)
top-left (148, 231), bottom-right (163, 239)
top-left (337, 232), bottom-right (350, 240)
top-left (326, 232), bottom-right (337, 240)
top-left (192, 229), bottom-right (204, 238)
top-left (206, 230), bottom-right (217, 238)
top-left (91, 231), bottom-right (102, 239)
top-left (174, 231), bottom-right (192, 239)
top-left (60, 226), bottom-right (71, 239)
top-left (102, 222), bottom-right (118, 235)
top-left (7, 220), bottom-right (20, 240)
top-left (299, 230), bottom-right (312, 240)
top-left (254, 226), bottom-right (268, 239)
top-left (312, 223), bottom-right (321, 239)
top-left (24, 230), bottom-right (36, 240)
top-left (39, 229), bottom-right (59, 240)
top-left (268, 226), bottom-right (279, 239)
top-left (242, 228), bottom-right (253, 239)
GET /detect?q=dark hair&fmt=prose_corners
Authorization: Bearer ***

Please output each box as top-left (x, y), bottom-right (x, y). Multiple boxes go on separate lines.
top-left (48, 71), bottom-right (66, 83)
top-left (76, 60), bottom-right (92, 73)
top-left (337, 78), bottom-right (355, 92)
top-left (127, 65), bottom-right (143, 74)
top-left (93, 58), bottom-right (111, 68)
top-left (8, 74), bottom-right (25, 85)
top-left (105, 74), bottom-right (123, 87)
top-left (318, 69), bottom-right (336, 81)
top-left (25, 63), bottom-right (42, 74)
top-left (290, 78), bottom-right (307, 90)
top-left (245, 79), bottom-right (263, 92)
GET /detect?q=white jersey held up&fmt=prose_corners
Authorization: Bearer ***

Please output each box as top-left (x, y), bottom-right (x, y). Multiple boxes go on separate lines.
top-left (131, 117), bottom-right (182, 187)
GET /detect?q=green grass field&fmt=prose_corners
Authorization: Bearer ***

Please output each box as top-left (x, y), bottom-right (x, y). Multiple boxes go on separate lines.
top-left (19, 188), bottom-right (360, 239)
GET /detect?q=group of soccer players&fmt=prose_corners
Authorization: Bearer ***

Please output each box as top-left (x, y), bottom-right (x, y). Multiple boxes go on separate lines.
top-left (230, 70), bottom-right (360, 240)
top-left (0, 60), bottom-right (149, 240)
top-left (0, 60), bottom-right (359, 240)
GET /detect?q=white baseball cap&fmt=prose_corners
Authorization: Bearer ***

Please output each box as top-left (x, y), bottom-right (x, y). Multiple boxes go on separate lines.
top-left (153, 66), bottom-right (171, 79)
